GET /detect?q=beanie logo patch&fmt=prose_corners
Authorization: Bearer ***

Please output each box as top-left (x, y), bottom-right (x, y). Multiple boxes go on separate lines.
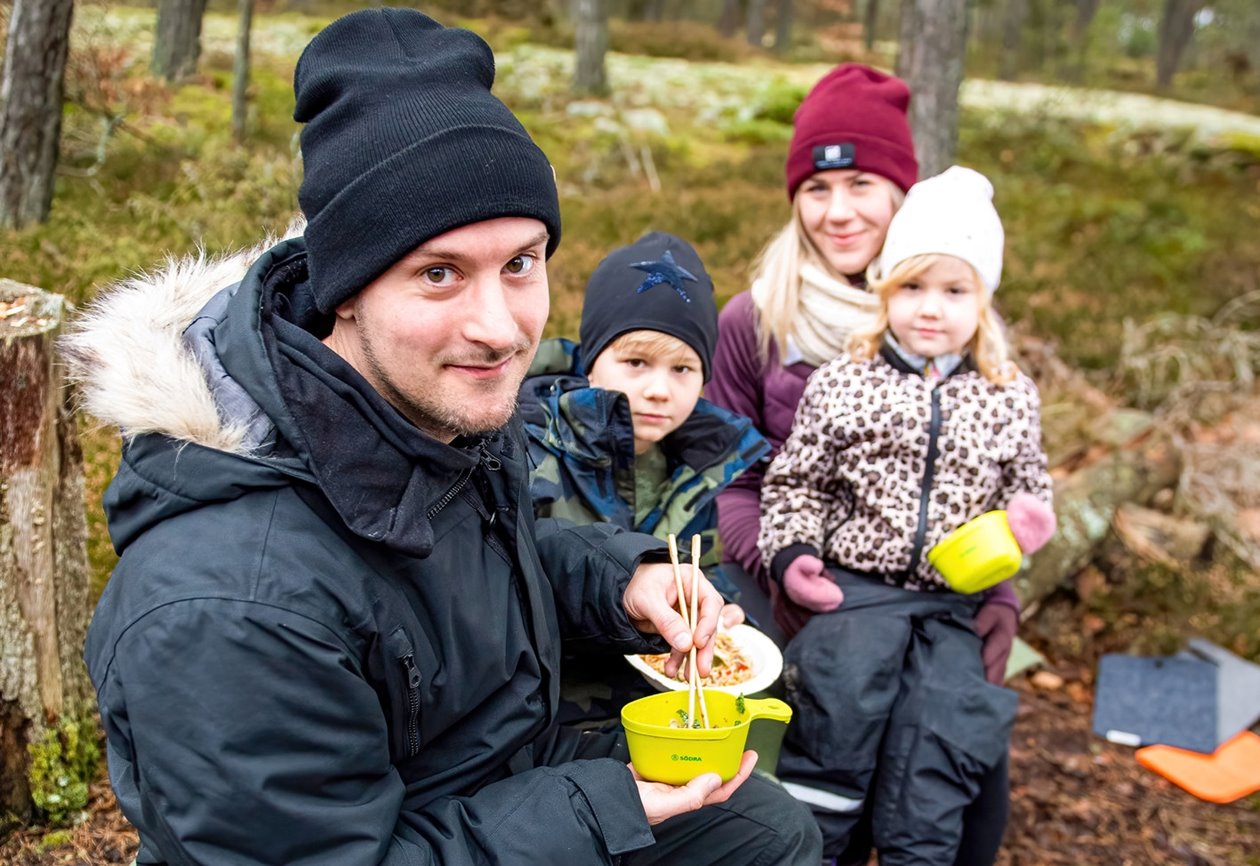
top-left (813, 142), bottom-right (856, 171)
top-left (630, 249), bottom-right (697, 303)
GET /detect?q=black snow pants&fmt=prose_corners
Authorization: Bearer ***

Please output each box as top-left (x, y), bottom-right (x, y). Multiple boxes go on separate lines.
top-left (776, 570), bottom-right (1018, 866)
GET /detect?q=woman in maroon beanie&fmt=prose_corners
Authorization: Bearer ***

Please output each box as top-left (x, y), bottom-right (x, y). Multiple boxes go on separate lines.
top-left (706, 64), bottom-right (1016, 865)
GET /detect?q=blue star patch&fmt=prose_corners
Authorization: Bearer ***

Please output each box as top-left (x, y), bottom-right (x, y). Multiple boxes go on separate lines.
top-left (630, 249), bottom-right (696, 302)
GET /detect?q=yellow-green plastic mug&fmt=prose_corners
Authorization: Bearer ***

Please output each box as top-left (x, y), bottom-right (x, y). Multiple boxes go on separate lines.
top-left (927, 510), bottom-right (1024, 594)
top-left (621, 690), bottom-right (792, 785)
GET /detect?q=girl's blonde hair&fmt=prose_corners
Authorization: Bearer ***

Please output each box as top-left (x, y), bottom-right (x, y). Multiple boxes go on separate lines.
top-left (751, 177), bottom-right (904, 361)
top-left (847, 253), bottom-right (1016, 386)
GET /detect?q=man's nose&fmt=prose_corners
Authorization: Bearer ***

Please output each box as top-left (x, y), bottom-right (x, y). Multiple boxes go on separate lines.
top-left (462, 278), bottom-right (518, 349)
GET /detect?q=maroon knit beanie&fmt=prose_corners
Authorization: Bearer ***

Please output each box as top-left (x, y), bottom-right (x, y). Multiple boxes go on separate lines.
top-left (785, 64), bottom-right (918, 200)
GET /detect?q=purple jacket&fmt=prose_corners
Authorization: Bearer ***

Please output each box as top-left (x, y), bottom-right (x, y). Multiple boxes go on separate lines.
top-left (706, 290), bottom-right (1020, 613)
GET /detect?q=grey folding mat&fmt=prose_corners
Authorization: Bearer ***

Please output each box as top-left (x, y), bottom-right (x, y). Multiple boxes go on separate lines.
top-left (1179, 638), bottom-right (1260, 745)
top-left (1092, 654), bottom-right (1218, 753)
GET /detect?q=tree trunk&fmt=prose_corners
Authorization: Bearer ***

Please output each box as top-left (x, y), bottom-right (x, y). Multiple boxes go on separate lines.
top-left (573, 0), bottom-right (609, 95)
top-left (152, 0), bottom-right (209, 82)
top-left (999, 0), bottom-right (1027, 81)
top-left (774, 0), bottom-right (794, 54)
top-left (863, 0), bottom-right (880, 52)
top-left (0, 280), bottom-right (94, 823)
top-left (1155, 0), bottom-right (1205, 89)
top-left (0, 0), bottom-right (74, 230)
top-left (1015, 419), bottom-right (1181, 607)
top-left (718, 0), bottom-right (742, 37)
top-left (231, 0), bottom-right (254, 144)
top-left (1065, 0), bottom-right (1101, 80)
top-left (896, 0), bottom-right (968, 179)
top-left (747, 0), bottom-right (766, 46)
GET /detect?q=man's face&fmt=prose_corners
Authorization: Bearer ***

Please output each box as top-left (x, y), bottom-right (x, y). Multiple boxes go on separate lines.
top-left (325, 217), bottom-right (550, 442)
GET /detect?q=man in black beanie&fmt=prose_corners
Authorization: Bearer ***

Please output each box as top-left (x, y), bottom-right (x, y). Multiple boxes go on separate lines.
top-left (70, 7), bottom-right (821, 866)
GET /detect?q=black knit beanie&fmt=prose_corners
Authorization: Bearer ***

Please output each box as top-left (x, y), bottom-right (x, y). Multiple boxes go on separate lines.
top-left (579, 232), bottom-right (718, 381)
top-left (293, 8), bottom-right (562, 314)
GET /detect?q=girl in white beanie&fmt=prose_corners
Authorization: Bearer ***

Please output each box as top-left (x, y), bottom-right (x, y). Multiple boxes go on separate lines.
top-left (757, 166), bottom-right (1057, 863)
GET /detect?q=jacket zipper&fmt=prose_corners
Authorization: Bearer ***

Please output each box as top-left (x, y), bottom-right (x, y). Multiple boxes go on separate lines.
top-left (426, 467), bottom-right (473, 520)
top-left (401, 652), bottom-right (422, 758)
top-left (906, 384), bottom-right (943, 576)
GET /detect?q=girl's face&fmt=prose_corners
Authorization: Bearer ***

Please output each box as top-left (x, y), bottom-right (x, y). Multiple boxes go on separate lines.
top-left (796, 169), bottom-right (899, 278)
top-left (886, 256), bottom-right (982, 358)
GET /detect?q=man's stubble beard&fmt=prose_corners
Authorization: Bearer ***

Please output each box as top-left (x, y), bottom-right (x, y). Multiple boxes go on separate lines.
top-left (358, 325), bottom-right (535, 442)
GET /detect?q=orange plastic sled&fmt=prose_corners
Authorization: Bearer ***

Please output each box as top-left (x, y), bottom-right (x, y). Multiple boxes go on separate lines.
top-left (1136, 731), bottom-right (1260, 804)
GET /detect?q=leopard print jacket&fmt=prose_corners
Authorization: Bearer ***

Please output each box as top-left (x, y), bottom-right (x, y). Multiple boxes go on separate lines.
top-left (758, 346), bottom-right (1053, 591)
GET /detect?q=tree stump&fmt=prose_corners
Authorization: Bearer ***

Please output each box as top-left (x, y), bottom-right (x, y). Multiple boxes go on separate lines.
top-left (1015, 414), bottom-right (1182, 608)
top-left (0, 279), bottom-right (94, 824)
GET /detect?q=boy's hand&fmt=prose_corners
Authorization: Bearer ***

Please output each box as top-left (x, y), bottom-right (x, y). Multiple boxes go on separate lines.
top-left (782, 555), bottom-right (843, 612)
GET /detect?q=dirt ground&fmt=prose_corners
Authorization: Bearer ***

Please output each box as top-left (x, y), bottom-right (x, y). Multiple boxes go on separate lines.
top-left (4, 593), bottom-right (1258, 866)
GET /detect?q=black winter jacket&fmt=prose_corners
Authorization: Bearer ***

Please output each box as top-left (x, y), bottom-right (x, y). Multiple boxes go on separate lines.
top-left (72, 237), bottom-right (669, 866)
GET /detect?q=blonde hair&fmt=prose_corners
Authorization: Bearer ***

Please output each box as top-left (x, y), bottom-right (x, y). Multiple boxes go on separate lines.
top-left (604, 329), bottom-right (701, 367)
top-left (847, 253), bottom-right (1016, 386)
top-left (751, 177), bottom-right (905, 361)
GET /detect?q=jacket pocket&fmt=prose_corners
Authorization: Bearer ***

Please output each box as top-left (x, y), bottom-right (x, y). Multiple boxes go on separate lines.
top-left (383, 626), bottom-right (423, 761)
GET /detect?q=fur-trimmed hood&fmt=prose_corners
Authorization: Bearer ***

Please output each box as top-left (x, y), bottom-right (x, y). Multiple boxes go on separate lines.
top-left (61, 223), bottom-right (304, 453)
top-left (62, 225), bottom-right (491, 560)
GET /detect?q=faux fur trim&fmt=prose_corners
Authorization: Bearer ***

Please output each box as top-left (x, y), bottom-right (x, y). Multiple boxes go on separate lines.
top-left (60, 220), bottom-right (305, 452)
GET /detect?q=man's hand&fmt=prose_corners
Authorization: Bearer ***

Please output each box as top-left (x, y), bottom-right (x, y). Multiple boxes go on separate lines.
top-left (623, 562), bottom-right (722, 679)
top-left (782, 555), bottom-right (843, 612)
top-left (631, 751), bottom-right (757, 826)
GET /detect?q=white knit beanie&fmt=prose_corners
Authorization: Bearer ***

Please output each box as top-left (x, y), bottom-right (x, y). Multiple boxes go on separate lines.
top-left (875, 165), bottom-right (1004, 295)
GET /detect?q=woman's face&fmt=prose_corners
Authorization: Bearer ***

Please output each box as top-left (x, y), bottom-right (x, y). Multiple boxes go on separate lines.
top-left (796, 170), bottom-right (899, 279)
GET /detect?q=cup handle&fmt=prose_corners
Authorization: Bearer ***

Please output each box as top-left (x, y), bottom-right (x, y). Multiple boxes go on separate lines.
top-left (745, 697), bottom-right (792, 724)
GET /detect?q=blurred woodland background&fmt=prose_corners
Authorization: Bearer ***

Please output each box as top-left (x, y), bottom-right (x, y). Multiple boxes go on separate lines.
top-left (0, 1), bottom-right (1258, 863)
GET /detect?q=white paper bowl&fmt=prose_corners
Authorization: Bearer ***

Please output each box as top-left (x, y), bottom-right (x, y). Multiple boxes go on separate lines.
top-left (624, 624), bottom-right (783, 696)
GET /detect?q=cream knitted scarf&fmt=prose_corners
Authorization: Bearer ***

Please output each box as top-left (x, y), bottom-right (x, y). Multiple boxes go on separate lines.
top-left (752, 262), bottom-right (880, 367)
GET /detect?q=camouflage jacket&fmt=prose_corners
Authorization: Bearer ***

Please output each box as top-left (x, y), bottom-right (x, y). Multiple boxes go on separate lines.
top-left (519, 338), bottom-right (769, 604)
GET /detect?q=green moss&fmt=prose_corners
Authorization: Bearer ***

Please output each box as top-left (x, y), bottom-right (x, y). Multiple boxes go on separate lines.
top-left (27, 717), bottom-right (100, 827)
top-left (39, 829), bottom-right (73, 850)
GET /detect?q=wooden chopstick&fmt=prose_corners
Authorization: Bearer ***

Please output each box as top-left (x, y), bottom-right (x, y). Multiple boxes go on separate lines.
top-left (691, 534), bottom-right (710, 729)
top-left (666, 534), bottom-right (697, 727)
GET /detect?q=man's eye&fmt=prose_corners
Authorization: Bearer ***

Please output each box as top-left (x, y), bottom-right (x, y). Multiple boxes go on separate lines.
top-left (505, 255), bottom-right (535, 275)
top-left (423, 267), bottom-right (456, 285)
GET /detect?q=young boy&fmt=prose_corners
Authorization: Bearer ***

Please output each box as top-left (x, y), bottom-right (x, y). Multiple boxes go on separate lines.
top-left (519, 231), bottom-right (768, 724)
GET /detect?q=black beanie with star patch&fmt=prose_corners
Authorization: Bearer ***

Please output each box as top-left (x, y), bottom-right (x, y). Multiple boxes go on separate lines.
top-left (579, 232), bottom-right (718, 381)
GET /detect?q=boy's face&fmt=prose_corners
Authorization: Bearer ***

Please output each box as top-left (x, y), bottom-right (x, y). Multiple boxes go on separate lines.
top-left (586, 333), bottom-right (704, 455)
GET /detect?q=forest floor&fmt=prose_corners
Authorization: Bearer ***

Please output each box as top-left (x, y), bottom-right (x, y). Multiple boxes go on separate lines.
top-left (4, 587), bottom-right (1257, 866)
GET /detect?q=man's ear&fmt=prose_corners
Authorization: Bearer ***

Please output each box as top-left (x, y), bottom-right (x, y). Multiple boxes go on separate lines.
top-left (333, 294), bottom-right (358, 322)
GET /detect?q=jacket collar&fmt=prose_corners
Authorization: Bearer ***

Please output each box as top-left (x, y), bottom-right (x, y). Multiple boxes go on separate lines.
top-left (212, 237), bottom-right (488, 557)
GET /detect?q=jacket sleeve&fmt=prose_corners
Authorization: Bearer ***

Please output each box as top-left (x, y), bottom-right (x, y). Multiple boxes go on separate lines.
top-left (707, 293), bottom-right (770, 579)
top-left (982, 375), bottom-right (1054, 615)
top-left (97, 598), bottom-right (654, 866)
top-left (996, 375), bottom-right (1054, 508)
top-left (532, 517), bottom-right (670, 654)
top-left (757, 366), bottom-right (854, 577)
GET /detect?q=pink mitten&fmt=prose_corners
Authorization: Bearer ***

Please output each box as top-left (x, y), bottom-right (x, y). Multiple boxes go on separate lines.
top-left (782, 555), bottom-right (844, 613)
top-left (1006, 493), bottom-right (1056, 555)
